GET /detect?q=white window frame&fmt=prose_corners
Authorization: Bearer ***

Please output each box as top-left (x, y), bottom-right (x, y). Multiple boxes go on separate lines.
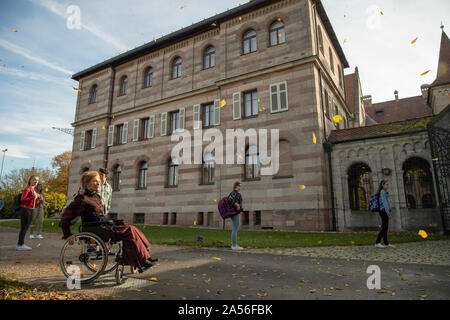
top-left (270, 81), bottom-right (289, 114)
top-left (233, 92), bottom-right (242, 120)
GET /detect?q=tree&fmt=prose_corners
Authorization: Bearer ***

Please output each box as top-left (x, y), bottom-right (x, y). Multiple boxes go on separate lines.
top-left (47, 151), bottom-right (72, 195)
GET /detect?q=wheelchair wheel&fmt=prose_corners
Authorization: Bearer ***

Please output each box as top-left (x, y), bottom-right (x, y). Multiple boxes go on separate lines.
top-left (115, 265), bottom-right (124, 285)
top-left (103, 241), bottom-right (121, 274)
top-left (60, 233), bottom-right (108, 284)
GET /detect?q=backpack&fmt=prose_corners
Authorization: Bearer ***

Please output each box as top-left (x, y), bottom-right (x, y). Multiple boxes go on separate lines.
top-left (369, 194), bottom-right (380, 212)
top-left (218, 196), bottom-right (239, 220)
top-left (13, 192), bottom-right (23, 212)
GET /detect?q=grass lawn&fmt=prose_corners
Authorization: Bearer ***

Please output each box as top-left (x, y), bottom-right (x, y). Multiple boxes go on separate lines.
top-left (0, 219), bottom-right (447, 249)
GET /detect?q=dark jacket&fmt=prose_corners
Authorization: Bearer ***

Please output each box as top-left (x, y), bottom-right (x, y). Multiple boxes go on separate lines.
top-left (60, 190), bottom-right (106, 238)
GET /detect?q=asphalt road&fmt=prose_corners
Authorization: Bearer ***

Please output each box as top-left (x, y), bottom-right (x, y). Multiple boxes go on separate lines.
top-left (0, 226), bottom-right (449, 300)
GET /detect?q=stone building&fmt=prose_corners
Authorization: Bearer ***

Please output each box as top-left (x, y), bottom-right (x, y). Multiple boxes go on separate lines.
top-left (69, 0), bottom-right (352, 231)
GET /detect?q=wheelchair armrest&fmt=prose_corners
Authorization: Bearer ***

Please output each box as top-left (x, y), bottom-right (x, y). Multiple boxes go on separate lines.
top-left (82, 220), bottom-right (114, 228)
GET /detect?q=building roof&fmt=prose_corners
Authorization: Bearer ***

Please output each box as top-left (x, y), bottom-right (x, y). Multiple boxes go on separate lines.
top-left (365, 95), bottom-right (432, 124)
top-left (72, 0), bottom-right (349, 81)
top-left (344, 72), bottom-right (356, 113)
top-left (431, 30), bottom-right (450, 87)
top-left (328, 116), bottom-right (433, 144)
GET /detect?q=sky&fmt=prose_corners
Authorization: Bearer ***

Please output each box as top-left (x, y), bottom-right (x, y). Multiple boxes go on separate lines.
top-left (0, 0), bottom-right (448, 176)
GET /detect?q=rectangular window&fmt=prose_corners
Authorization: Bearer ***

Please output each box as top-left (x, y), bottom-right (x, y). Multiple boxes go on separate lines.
top-left (141, 118), bottom-right (150, 140)
top-left (244, 90), bottom-right (259, 118)
top-left (242, 211), bottom-right (250, 226)
top-left (169, 111), bottom-right (180, 135)
top-left (270, 81), bottom-right (288, 113)
top-left (170, 213), bottom-right (177, 225)
top-left (202, 103), bottom-right (215, 128)
top-left (116, 124), bottom-right (124, 145)
top-left (163, 213), bottom-right (169, 225)
top-left (84, 130), bottom-right (93, 151)
top-left (197, 213), bottom-right (204, 226)
top-left (134, 213), bottom-right (145, 225)
top-left (253, 211), bottom-right (261, 226)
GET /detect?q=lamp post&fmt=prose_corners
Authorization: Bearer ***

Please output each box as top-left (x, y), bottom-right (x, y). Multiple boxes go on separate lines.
top-left (0, 149), bottom-right (7, 183)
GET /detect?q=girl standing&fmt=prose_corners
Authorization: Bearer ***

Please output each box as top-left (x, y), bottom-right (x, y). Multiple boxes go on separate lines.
top-left (228, 182), bottom-right (244, 251)
top-left (375, 180), bottom-right (395, 248)
top-left (17, 176), bottom-right (40, 250)
top-left (30, 183), bottom-right (45, 240)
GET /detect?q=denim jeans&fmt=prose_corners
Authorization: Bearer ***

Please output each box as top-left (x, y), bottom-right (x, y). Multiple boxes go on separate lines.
top-left (18, 207), bottom-right (33, 246)
top-left (231, 214), bottom-right (240, 247)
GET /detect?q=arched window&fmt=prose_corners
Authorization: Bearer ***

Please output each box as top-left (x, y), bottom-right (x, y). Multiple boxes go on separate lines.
top-left (270, 20), bottom-right (286, 46)
top-left (138, 162), bottom-right (148, 190)
top-left (318, 25), bottom-right (324, 54)
top-left (202, 153), bottom-right (215, 184)
top-left (144, 67), bottom-right (153, 88)
top-left (243, 30), bottom-right (257, 54)
top-left (119, 76), bottom-right (128, 96)
top-left (172, 57), bottom-right (182, 79)
top-left (90, 85), bottom-right (98, 104)
top-left (403, 157), bottom-right (436, 209)
top-left (168, 158), bottom-right (179, 187)
top-left (113, 165), bottom-right (122, 191)
top-left (245, 145), bottom-right (260, 180)
top-left (204, 46), bottom-right (216, 69)
top-left (348, 163), bottom-right (373, 211)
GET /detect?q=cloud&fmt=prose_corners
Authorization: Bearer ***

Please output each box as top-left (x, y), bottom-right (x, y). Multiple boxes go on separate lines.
top-left (0, 66), bottom-right (73, 85)
top-left (0, 39), bottom-right (74, 76)
top-left (29, 0), bottom-right (129, 53)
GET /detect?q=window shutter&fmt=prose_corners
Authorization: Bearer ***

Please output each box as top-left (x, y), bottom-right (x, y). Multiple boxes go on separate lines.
top-left (80, 130), bottom-right (85, 151)
top-left (233, 92), bottom-right (241, 120)
top-left (133, 119), bottom-right (140, 142)
top-left (122, 122), bottom-right (128, 144)
top-left (328, 94), bottom-right (333, 116)
top-left (161, 112), bottom-right (167, 136)
top-left (279, 81), bottom-right (288, 111)
top-left (149, 115), bottom-right (155, 138)
top-left (193, 104), bottom-right (201, 129)
top-left (92, 128), bottom-right (97, 149)
top-left (214, 99), bottom-right (221, 126)
top-left (270, 84), bottom-right (279, 113)
top-left (179, 108), bottom-right (185, 131)
top-left (107, 125), bottom-right (114, 146)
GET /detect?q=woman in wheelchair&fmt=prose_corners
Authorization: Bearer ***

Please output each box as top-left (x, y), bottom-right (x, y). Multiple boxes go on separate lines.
top-left (61, 171), bottom-right (155, 269)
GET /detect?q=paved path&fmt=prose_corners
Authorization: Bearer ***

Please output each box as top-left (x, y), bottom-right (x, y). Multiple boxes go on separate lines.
top-left (1, 226), bottom-right (449, 300)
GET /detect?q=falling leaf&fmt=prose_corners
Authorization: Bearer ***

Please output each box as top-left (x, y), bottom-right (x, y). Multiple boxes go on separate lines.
top-left (150, 277), bottom-right (158, 281)
top-left (333, 115), bottom-right (343, 123)
top-left (380, 11), bottom-right (384, 15)
top-left (432, 158), bottom-right (438, 161)
top-left (36, 243), bottom-right (41, 247)
top-left (102, 125), bottom-right (106, 130)
top-left (344, 14), bottom-right (347, 18)
top-left (51, 222), bottom-right (54, 226)
top-left (12, 29), bottom-right (18, 32)
top-left (411, 37), bottom-right (419, 44)
top-left (213, 198), bottom-right (217, 203)
top-left (401, 278), bottom-right (408, 281)
top-left (421, 70), bottom-right (430, 76)
top-left (277, 18), bottom-right (281, 22)
top-left (313, 132), bottom-right (317, 144)
top-left (343, 39), bottom-right (347, 44)
top-left (239, 16), bottom-right (243, 21)
top-left (220, 99), bottom-right (227, 108)
top-left (418, 230), bottom-right (428, 239)
top-left (212, 257), bottom-right (222, 261)
top-left (20, 65), bottom-right (24, 68)
top-left (194, 220), bottom-right (197, 226)
top-left (309, 289), bottom-right (317, 293)
top-left (45, 188), bottom-right (48, 192)
top-left (72, 86), bottom-right (82, 92)
top-left (298, 185), bottom-right (306, 190)
top-left (180, 6), bottom-right (184, 10)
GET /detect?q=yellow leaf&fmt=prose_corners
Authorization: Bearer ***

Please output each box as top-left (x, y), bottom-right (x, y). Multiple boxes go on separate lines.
top-left (212, 257), bottom-right (222, 261)
top-left (420, 70), bottom-right (430, 76)
top-left (220, 99), bottom-right (227, 108)
top-left (418, 230), bottom-right (428, 239)
top-left (313, 132), bottom-right (317, 144)
top-left (102, 125), bottom-right (106, 130)
top-left (335, 286), bottom-right (344, 290)
top-left (333, 115), bottom-right (343, 123)
top-left (239, 16), bottom-right (242, 21)
top-left (411, 37), bottom-right (418, 44)
top-left (72, 86), bottom-right (82, 92)
top-left (298, 185), bottom-right (306, 190)
top-left (380, 11), bottom-right (384, 15)
top-left (213, 198), bottom-right (217, 203)
top-left (150, 277), bottom-right (157, 281)
top-left (343, 39), bottom-right (347, 44)
top-left (12, 29), bottom-right (18, 32)
top-left (180, 6), bottom-right (184, 10)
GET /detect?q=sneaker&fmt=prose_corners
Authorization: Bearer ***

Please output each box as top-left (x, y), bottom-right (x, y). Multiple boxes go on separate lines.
top-left (375, 243), bottom-right (385, 248)
top-left (16, 245), bottom-right (32, 251)
top-left (231, 245), bottom-right (244, 251)
top-left (36, 235), bottom-right (44, 240)
top-left (29, 234), bottom-right (35, 239)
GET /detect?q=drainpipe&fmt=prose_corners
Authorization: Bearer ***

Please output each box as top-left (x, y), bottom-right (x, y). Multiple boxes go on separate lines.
top-left (104, 64), bottom-right (116, 167)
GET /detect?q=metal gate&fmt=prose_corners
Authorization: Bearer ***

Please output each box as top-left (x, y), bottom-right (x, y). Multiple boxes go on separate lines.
top-left (427, 122), bottom-right (450, 234)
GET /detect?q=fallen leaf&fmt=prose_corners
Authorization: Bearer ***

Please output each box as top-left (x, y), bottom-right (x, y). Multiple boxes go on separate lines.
top-left (150, 277), bottom-right (158, 281)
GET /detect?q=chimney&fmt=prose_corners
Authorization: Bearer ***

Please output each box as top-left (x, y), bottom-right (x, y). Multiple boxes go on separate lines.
top-left (362, 95), bottom-right (372, 107)
top-left (421, 84), bottom-right (430, 99)
top-left (394, 90), bottom-right (399, 101)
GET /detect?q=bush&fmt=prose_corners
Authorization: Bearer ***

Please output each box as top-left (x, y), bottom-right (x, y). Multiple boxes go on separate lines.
top-left (0, 187), bottom-right (21, 219)
top-left (44, 193), bottom-right (67, 218)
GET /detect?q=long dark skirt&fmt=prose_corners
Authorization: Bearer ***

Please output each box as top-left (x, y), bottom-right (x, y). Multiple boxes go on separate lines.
top-left (112, 225), bottom-right (151, 267)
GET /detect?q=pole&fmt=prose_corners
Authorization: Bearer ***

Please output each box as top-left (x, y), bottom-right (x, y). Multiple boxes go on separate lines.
top-left (0, 149), bottom-right (7, 183)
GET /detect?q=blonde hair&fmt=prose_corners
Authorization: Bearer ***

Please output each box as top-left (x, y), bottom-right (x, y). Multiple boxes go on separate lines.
top-left (27, 175), bottom-right (39, 187)
top-left (81, 171), bottom-right (100, 190)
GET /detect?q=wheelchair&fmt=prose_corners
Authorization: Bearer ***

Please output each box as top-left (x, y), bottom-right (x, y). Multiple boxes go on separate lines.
top-left (59, 220), bottom-right (156, 285)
